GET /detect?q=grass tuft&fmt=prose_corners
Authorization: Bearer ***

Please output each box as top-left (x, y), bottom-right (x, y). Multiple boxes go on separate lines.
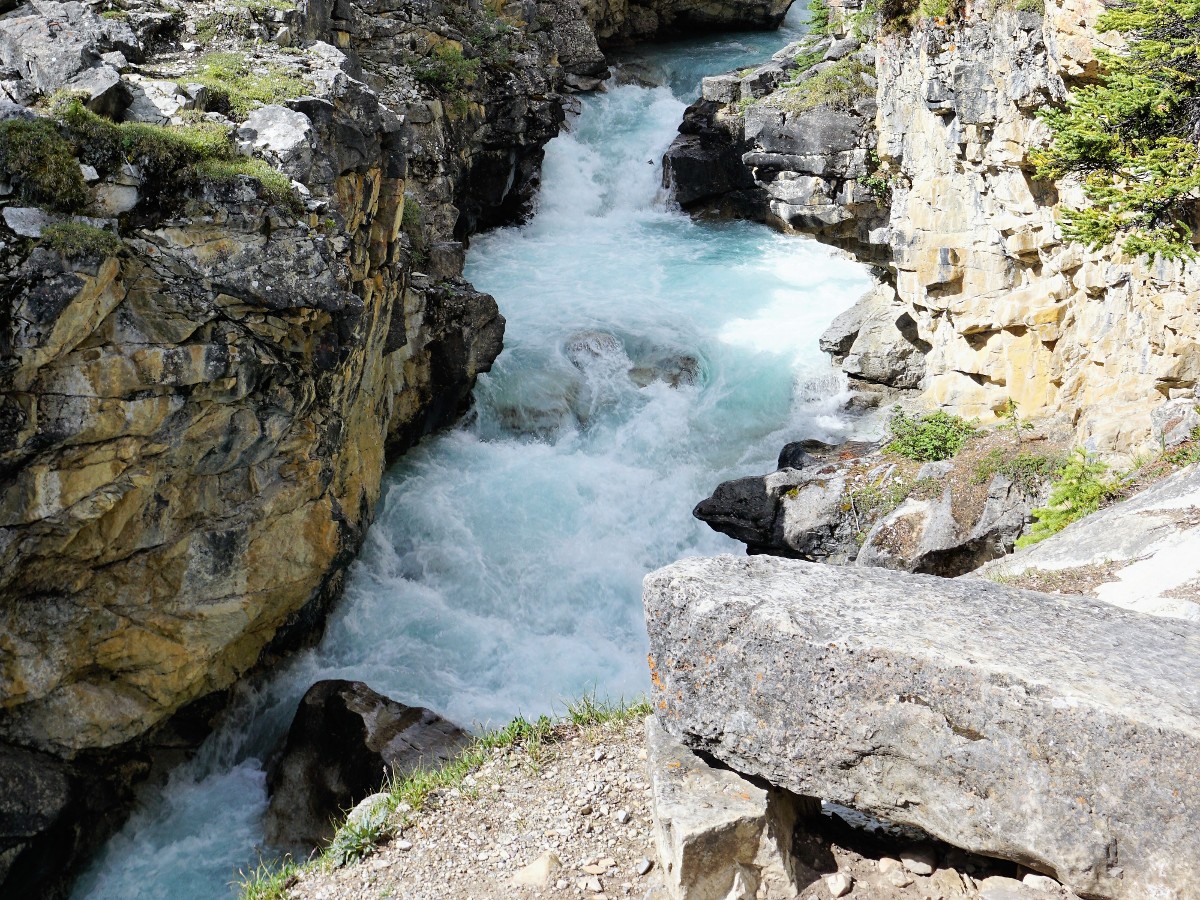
top-left (195, 52), bottom-right (309, 118)
top-left (0, 117), bottom-right (89, 212)
top-left (235, 694), bottom-right (652, 900)
top-left (39, 222), bottom-right (123, 259)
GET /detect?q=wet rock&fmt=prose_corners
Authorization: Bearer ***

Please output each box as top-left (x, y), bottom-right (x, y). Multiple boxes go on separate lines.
top-left (645, 554), bottom-right (1200, 900)
top-left (265, 680), bottom-right (470, 852)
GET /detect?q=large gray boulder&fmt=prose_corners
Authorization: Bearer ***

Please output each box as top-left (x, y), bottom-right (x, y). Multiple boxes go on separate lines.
top-left (643, 555), bottom-right (1200, 900)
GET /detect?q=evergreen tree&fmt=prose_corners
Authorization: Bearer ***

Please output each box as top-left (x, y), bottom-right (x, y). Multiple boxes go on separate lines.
top-left (1035, 0), bottom-right (1200, 259)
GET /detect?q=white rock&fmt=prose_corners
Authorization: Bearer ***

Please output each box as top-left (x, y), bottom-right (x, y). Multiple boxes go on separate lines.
top-left (824, 872), bottom-right (853, 897)
top-left (901, 848), bottom-right (937, 875)
top-left (512, 851), bottom-right (561, 887)
top-left (1022, 873), bottom-right (1062, 893)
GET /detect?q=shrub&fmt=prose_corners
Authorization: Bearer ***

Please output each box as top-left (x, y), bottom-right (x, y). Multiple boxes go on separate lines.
top-left (1016, 449), bottom-right (1118, 546)
top-left (1033, 0), bottom-right (1200, 259)
top-left (0, 117), bottom-right (89, 212)
top-left (885, 408), bottom-right (977, 462)
top-left (39, 222), bottom-right (123, 259)
top-left (411, 44), bottom-right (481, 93)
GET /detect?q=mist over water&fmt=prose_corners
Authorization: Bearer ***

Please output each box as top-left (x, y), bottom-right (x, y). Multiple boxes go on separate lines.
top-left (74, 9), bottom-right (872, 898)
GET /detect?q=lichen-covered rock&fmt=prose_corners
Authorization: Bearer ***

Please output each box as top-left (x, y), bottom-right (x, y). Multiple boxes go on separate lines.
top-left (644, 554), bottom-right (1200, 900)
top-left (264, 680), bottom-right (470, 852)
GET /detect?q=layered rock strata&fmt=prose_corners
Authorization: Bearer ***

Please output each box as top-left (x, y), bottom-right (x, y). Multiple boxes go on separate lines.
top-left (644, 554), bottom-right (1200, 900)
top-left (0, 0), bottom-right (802, 892)
top-left (666, 0), bottom-right (1200, 452)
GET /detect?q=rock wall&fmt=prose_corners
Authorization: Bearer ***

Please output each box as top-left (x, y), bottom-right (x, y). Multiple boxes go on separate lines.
top-left (0, 0), bottom-right (799, 892)
top-left (667, 0), bottom-right (1200, 453)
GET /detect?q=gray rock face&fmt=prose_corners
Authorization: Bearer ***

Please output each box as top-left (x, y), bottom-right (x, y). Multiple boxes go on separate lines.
top-left (644, 554), bottom-right (1200, 900)
top-left (975, 463), bottom-right (1200, 622)
top-left (264, 680), bottom-right (470, 852)
top-left (0, 1), bottom-right (140, 97)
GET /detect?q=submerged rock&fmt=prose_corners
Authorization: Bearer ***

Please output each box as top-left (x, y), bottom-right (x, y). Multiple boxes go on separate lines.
top-left (265, 680), bottom-right (470, 852)
top-left (644, 554), bottom-right (1200, 900)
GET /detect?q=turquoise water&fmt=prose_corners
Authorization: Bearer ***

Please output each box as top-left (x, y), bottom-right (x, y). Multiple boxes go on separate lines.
top-left (73, 8), bottom-right (871, 898)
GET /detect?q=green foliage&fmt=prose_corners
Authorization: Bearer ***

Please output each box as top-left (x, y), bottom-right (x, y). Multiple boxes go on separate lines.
top-left (235, 859), bottom-right (303, 900)
top-left (885, 408), bottom-right (978, 462)
top-left (804, 0), bottom-right (833, 36)
top-left (1013, 0), bottom-right (1044, 12)
top-left (861, 148), bottom-right (893, 201)
top-left (1034, 0), bottom-right (1200, 259)
top-left (195, 0), bottom-right (294, 43)
top-left (39, 222), bottom-right (123, 259)
top-left (51, 98), bottom-right (299, 212)
top-left (193, 157), bottom-right (302, 211)
top-left (771, 57), bottom-right (873, 114)
top-left (1017, 449), bottom-right (1119, 546)
top-left (194, 52), bottom-right (309, 118)
top-left (972, 447), bottom-right (1065, 496)
top-left (0, 117), bottom-right (89, 212)
top-left (411, 44), bottom-right (481, 93)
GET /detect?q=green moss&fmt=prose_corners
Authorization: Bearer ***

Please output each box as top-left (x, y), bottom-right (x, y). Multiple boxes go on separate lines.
top-left (192, 156), bottom-right (301, 211)
top-left (770, 57), bottom-right (873, 115)
top-left (194, 52), bottom-right (309, 118)
top-left (0, 117), bottom-right (89, 212)
top-left (39, 222), bottom-right (123, 258)
top-left (51, 98), bottom-right (300, 212)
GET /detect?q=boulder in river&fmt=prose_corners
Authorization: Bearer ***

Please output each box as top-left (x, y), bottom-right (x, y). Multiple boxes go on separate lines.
top-left (264, 681), bottom-right (470, 852)
top-left (644, 555), bottom-right (1200, 900)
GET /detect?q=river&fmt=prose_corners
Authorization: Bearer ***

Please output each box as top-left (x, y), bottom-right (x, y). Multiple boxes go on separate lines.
top-left (73, 8), bottom-right (871, 897)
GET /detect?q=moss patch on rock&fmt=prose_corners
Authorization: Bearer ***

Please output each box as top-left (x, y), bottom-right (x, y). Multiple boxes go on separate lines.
top-left (0, 117), bottom-right (89, 212)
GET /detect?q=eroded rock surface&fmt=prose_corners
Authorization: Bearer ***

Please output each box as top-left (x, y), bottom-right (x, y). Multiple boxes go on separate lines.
top-left (265, 680), bottom-right (470, 852)
top-left (644, 554), bottom-right (1200, 900)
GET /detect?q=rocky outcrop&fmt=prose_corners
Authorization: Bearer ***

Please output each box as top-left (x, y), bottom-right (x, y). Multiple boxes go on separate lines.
top-left (644, 554), bottom-right (1200, 900)
top-left (646, 715), bottom-right (804, 899)
top-left (694, 431), bottom-right (1053, 573)
top-left (585, 0), bottom-right (793, 46)
top-left (666, 0), bottom-right (1200, 452)
top-left (975, 463), bottom-right (1200, 622)
top-left (264, 680), bottom-right (470, 852)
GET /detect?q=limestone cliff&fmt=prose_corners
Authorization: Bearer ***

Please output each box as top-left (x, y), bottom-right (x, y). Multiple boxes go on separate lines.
top-left (666, 0), bottom-right (1200, 452)
top-left (0, 0), bottom-right (795, 892)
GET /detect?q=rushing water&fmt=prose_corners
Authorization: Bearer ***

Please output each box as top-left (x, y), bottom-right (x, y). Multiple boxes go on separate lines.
top-left (74, 9), bottom-right (872, 898)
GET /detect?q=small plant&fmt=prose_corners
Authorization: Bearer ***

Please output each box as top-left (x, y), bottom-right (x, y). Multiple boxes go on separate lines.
top-left (885, 408), bottom-right (978, 462)
top-left (1017, 449), bottom-right (1119, 546)
top-left (411, 44), bottom-right (481, 93)
top-left (0, 116), bottom-right (89, 212)
top-left (234, 858), bottom-right (302, 900)
top-left (39, 222), bottom-right (123, 259)
top-left (972, 447), bottom-right (1064, 497)
top-left (194, 52), bottom-right (309, 117)
top-left (327, 800), bottom-right (391, 867)
top-left (996, 398), bottom-right (1035, 445)
top-left (860, 148), bottom-right (892, 202)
